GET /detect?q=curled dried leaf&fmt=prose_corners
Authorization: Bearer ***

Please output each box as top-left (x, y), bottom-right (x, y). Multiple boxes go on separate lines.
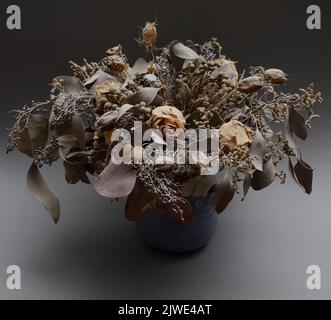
top-left (27, 164), bottom-right (61, 223)
top-left (251, 158), bottom-right (276, 191)
top-left (127, 87), bottom-right (162, 106)
top-left (213, 171), bottom-right (235, 213)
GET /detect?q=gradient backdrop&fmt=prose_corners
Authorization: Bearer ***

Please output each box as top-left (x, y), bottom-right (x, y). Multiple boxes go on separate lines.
top-left (0, 0), bottom-right (330, 299)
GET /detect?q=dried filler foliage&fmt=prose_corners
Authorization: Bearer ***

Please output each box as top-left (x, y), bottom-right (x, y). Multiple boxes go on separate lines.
top-left (7, 22), bottom-right (322, 224)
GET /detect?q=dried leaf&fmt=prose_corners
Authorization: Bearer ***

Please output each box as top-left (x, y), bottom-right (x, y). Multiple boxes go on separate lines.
top-left (94, 162), bottom-right (137, 198)
top-left (169, 41), bottom-right (200, 70)
top-left (126, 87), bottom-right (161, 106)
top-left (249, 129), bottom-right (267, 171)
top-left (242, 174), bottom-right (251, 201)
top-left (251, 158), bottom-right (276, 191)
top-left (27, 164), bottom-right (60, 223)
top-left (213, 171), bottom-right (235, 213)
top-left (181, 175), bottom-right (219, 197)
top-left (125, 182), bottom-right (156, 221)
top-left (171, 42), bottom-right (199, 60)
top-left (239, 75), bottom-right (264, 94)
top-left (292, 158), bottom-right (313, 194)
top-left (17, 114), bottom-right (49, 157)
top-left (64, 161), bottom-right (90, 185)
top-left (54, 76), bottom-right (86, 95)
top-left (289, 108), bottom-right (308, 140)
top-left (86, 70), bottom-right (117, 88)
top-left (131, 58), bottom-right (149, 75)
top-left (117, 104), bottom-right (135, 120)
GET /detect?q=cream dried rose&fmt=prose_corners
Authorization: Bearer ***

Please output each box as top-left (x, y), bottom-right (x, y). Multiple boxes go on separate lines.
top-left (219, 120), bottom-right (253, 149)
top-left (150, 106), bottom-right (186, 135)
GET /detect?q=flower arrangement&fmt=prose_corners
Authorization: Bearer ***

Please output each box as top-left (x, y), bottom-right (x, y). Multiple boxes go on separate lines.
top-left (7, 22), bottom-right (322, 224)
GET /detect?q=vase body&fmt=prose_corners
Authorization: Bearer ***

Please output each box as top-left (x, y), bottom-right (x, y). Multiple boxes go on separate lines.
top-left (134, 193), bottom-right (217, 253)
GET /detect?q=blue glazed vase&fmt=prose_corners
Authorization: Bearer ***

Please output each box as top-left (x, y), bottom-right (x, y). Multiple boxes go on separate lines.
top-left (134, 193), bottom-right (218, 253)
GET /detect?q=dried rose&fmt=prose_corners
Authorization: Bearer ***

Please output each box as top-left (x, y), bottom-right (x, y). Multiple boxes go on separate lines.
top-left (219, 120), bottom-right (253, 149)
top-left (264, 68), bottom-right (287, 85)
top-left (150, 106), bottom-right (186, 135)
top-left (141, 22), bottom-right (157, 48)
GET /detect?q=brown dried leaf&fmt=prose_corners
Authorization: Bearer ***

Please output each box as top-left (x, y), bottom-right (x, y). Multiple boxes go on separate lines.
top-left (17, 114), bottom-right (49, 157)
top-left (251, 158), bottom-right (276, 191)
top-left (125, 182), bottom-right (156, 221)
top-left (27, 164), bottom-right (60, 223)
top-left (94, 162), bottom-right (137, 198)
top-left (213, 171), bottom-right (235, 213)
top-left (292, 159), bottom-right (313, 194)
top-left (289, 108), bottom-right (308, 140)
top-left (181, 175), bottom-right (220, 197)
top-left (249, 128), bottom-right (267, 171)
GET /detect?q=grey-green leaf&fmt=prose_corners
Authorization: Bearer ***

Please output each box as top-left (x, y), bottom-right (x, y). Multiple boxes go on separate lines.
top-left (289, 108), bottom-right (308, 140)
top-left (126, 87), bottom-right (161, 106)
top-left (94, 162), bottom-right (137, 198)
top-left (54, 76), bottom-right (86, 95)
top-left (27, 164), bottom-right (61, 223)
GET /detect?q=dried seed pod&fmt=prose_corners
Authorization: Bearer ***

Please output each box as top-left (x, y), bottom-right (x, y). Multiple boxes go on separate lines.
top-left (239, 75), bottom-right (264, 93)
top-left (141, 21), bottom-right (157, 48)
top-left (264, 68), bottom-right (287, 85)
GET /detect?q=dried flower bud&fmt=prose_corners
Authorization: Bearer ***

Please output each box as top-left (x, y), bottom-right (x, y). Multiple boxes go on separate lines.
top-left (141, 22), bottom-right (157, 48)
top-left (219, 120), bottom-right (253, 149)
top-left (150, 106), bottom-right (186, 136)
top-left (108, 55), bottom-right (126, 73)
top-left (239, 75), bottom-right (264, 93)
top-left (95, 81), bottom-right (122, 96)
top-left (264, 68), bottom-right (287, 85)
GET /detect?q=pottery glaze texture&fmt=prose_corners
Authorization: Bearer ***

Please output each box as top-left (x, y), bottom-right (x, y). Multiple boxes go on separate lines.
top-left (135, 193), bottom-right (218, 253)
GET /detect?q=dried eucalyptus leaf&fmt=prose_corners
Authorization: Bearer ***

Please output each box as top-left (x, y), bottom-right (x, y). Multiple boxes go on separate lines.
top-left (127, 87), bottom-right (161, 106)
top-left (251, 158), bottom-right (276, 191)
top-left (249, 129), bottom-right (267, 171)
top-left (171, 42), bottom-right (199, 60)
top-left (94, 162), bottom-right (137, 198)
top-left (181, 175), bottom-right (219, 197)
top-left (294, 159), bottom-right (313, 194)
top-left (289, 108), bottom-right (308, 140)
top-left (283, 127), bottom-right (301, 159)
top-left (213, 171), bottom-right (235, 213)
top-left (57, 134), bottom-right (78, 148)
top-left (64, 161), bottom-right (90, 185)
top-left (169, 41), bottom-right (199, 71)
top-left (131, 58), bottom-right (149, 75)
top-left (210, 63), bottom-right (235, 80)
top-left (125, 182), bottom-right (156, 221)
top-left (54, 76), bottom-right (86, 95)
top-left (17, 114), bottom-right (49, 158)
top-left (97, 110), bottom-right (119, 128)
top-left (88, 70), bottom-right (117, 88)
top-left (242, 174), bottom-right (251, 201)
top-left (238, 75), bottom-right (264, 94)
top-left (117, 104), bottom-right (135, 120)
top-left (27, 164), bottom-right (60, 223)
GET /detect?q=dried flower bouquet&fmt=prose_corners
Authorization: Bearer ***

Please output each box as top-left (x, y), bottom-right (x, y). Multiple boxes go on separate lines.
top-left (7, 22), bottom-right (322, 224)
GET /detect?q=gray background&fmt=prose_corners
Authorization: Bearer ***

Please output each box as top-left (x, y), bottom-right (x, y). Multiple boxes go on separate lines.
top-left (0, 0), bottom-right (330, 299)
